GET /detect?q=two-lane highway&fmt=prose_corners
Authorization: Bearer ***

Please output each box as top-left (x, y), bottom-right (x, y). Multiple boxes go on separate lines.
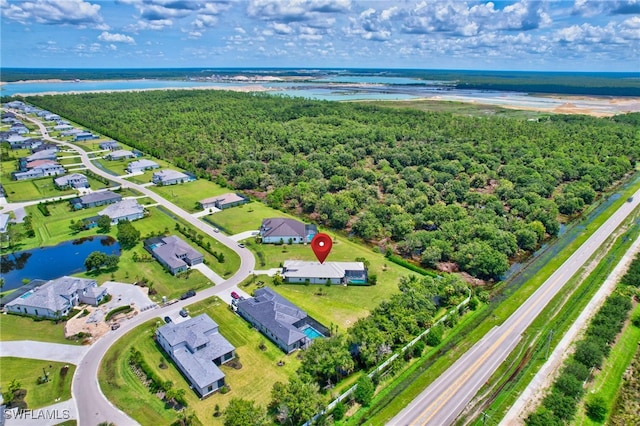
top-left (17, 112), bottom-right (256, 425)
top-left (392, 190), bottom-right (640, 425)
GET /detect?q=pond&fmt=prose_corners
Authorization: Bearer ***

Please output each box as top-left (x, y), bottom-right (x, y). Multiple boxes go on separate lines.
top-left (1, 236), bottom-right (120, 291)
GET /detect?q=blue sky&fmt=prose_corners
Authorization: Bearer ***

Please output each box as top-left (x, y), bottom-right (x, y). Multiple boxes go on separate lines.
top-left (1, 0), bottom-right (639, 71)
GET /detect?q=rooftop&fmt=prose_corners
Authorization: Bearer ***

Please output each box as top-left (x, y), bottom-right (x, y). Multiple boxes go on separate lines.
top-left (282, 260), bottom-right (366, 279)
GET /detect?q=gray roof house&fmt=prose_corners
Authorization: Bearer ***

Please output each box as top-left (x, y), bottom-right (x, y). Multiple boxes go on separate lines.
top-left (126, 159), bottom-right (159, 173)
top-left (54, 173), bottom-right (89, 189)
top-left (13, 160), bottom-right (65, 181)
top-left (144, 235), bottom-right (204, 275)
top-left (99, 141), bottom-right (120, 150)
top-left (282, 260), bottom-right (368, 285)
top-left (152, 169), bottom-right (195, 186)
top-left (99, 199), bottom-right (145, 224)
top-left (236, 287), bottom-right (329, 354)
top-left (259, 218), bottom-right (317, 244)
top-left (26, 148), bottom-right (58, 162)
top-left (104, 150), bottom-right (134, 160)
top-left (0, 213), bottom-right (10, 233)
top-left (70, 190), bottom-right (122, 209)
top-left (5, 276), bottom-right (107, 319)
top-left (198, 193), bottom-right (248, 210)
top-left (156, 314), bottom-right (235, 397)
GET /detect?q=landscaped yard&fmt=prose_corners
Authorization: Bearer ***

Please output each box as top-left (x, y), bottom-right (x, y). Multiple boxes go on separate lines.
top-left (150, 179), bottom-right (231, 213)
top-left (1, 178), bottom-right (75, 202)
top-left (99, 296), bottom-right (299, 425)
top-left (0, 357), bottom-right (76, 409)
top-left (205, 201), bottom-right (284, 235)
top-left (0, 314), bottom-right (82, 345)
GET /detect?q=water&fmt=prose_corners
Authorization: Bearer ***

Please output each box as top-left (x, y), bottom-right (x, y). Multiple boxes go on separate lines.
top-left (0, 236), bottom-right (120, 290)
top-left (301, 325), bottom-right (324, 340)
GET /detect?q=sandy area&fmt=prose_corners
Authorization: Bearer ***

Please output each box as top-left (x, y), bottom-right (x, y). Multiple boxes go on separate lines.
top-left (9, 84), bottom-right (273, 98)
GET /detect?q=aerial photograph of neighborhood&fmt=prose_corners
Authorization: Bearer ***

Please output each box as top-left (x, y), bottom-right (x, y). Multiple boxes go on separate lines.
top-left (0, 1), bottom-right (639, 426)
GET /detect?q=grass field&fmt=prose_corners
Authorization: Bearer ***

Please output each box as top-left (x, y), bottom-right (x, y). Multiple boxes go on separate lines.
top-left (206, 201), bottom-right (283, 235)
top-left (573, 303), bottom-right (640, 426)
top-left (2, 179), bottom-right (75, 202)
top-left (0, 313), bottom-right (82, 345)
top-left (0, 357), bottom-right (76, 409)
top-left (150, 179), bottom-right (231, 213)
top-left (99, 296), bottom-right (300, 425)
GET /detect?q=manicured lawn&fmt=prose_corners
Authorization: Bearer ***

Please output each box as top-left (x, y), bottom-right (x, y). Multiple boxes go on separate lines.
top-left (99, 297), bottom-right (299, 425)
top-left (0, 357), bottom-right (76, 409)
top-left (206, 201), bottom-right (286, 235)
top-left (0, 313), bottom-right (82, 345)
top-left (31, 179), bottom-right (75, 199)
top-left (57, 157), bottom-right (83, 166)
top-left (2, 180), bottom-right (42, 201)
top-left (92, 158), bottom-right (129, 175)
top-left (150, 179), bottom-right (230, 213)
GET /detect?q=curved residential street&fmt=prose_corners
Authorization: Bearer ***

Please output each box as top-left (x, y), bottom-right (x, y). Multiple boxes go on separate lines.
top-left (10, 113), bottom-right (256, 425)
top-left (391, 189), bottom-right (640, 425)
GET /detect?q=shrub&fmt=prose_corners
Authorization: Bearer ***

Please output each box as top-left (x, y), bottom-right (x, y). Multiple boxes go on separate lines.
top-left (354, 376), bottom-right (374, 407)
top-left (332, 401), bottom-right (346, 421)
top-left (585, 394), bottom-right (607, 422)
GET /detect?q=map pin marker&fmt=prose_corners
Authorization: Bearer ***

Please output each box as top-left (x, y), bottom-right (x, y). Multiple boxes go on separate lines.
top-left (311, 233), bottom-right (332, 264)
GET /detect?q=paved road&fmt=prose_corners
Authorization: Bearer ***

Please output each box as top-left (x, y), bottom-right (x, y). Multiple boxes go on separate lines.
top-left (0, 340), bottom-right (90, 365)
top-left (392, 189), bottom-right (640, 425)
top-left (16, 112), bottom-right (256, 425)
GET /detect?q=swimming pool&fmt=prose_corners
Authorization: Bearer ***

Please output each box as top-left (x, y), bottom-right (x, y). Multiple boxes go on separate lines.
top-left (301, 325), bottom-right (324, 340)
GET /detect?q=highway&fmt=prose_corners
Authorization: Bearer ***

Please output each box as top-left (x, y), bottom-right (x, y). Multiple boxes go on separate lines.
top-left (17, 112), bottom-right (256, 425)
top-left (391, 189), bottom-right (640, 425)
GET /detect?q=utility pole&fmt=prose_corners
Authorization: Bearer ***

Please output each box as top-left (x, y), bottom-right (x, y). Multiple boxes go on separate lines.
top-left (545, 329), bottom-right (554, 359)
top-left (481, 410), bottom-right (491, 425)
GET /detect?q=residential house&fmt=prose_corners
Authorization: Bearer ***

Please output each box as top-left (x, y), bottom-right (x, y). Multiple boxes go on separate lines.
top-left (25, 148), bottom-right (58, 162)
top-left (0, 213), bottom-right (10, 233)
top-left (44, 113), bottom-right (60, 121)
top-left (13, 160), bottom-right (65, 180)
top-left (61, 129), bottom-right (84, 137)
top-left (0, 183), bottom-right (6, 198)
top-left (74, 132), bottom-right (97, 141)
top-left (144, 235), bottom-right (204, 275)
top-left (281, 260), bottom-right (368, 285)
top-left (32, 143), bottom-right (59, 153)
top-left (156, 314), bottom-right (235, 397)
top-left (99, 141), bottom-right (120, 151)
top-left (198, 193), bottom-right (248, 210)
top-left (54, 173), bottom-right (89, 189)
top-left (259, 218), bottom-right (317, 244)
top-left (152, 169), bottom-right (195, 186)
top-left (10, 124), bottom-right (28, 134)
top-left (126, 159), bottom-right (159, 174)
top-left (70, 190), bottom-right (122, 209)
top-left (54, 124), bottom-right (74, 132)
top-left (5, 134), bottom-right (41, 150)
top-left (99, 199), bottom-right (145, 224)
top-left (236, 287), bottom-right (329, 354)
top-left (104, 150), bottom-right (134, 161)
top-left (4, 276), bottom-right (107, 319)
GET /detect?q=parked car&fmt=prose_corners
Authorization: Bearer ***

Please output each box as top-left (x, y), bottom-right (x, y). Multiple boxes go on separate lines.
top-left (180, 290), bottom-right (196, 300)
top-left (231, 291), bottom-right (240, 300)
top-left (179, 308), bottom-right (188, 317)
top-left (110, 323), bottom-right (121, 331)
top-left (213, 228), bottom-right (219, 233)
top-left (238, 243), bottom-right (245, 248)
top-left (164, 316), bottom-right (172, 323)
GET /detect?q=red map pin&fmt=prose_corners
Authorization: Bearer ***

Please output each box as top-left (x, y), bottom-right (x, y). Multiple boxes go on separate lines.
top-left (311, 233), bottom-right (332, 264)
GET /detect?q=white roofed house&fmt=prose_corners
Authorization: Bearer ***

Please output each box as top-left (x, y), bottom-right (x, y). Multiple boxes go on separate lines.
top-left (198, 193), bottom-right (248, 210)
top-left (156, 314), bottom-right (235, 397)
top-left (282, 260), bottom-right (368, 285)
top-left (152, 169), bottom-right (195, 186)
top-left (126, 159), bottom-right (159, 173)
top-left (5, 276), bottom-right (107, 319)
top-left (54, 173), bottom-right (89, 189)
top-left (99, 199), bottom-right (145, 224)
top-left (104, 150), bottom-right (135, 161)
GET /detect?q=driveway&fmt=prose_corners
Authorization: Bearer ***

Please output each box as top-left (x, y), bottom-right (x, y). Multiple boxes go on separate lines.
top-left (230, 230), bottom-right (259, 241)
top-left (100, 281), bottom-right (156, 311)
top-left (190, 263), bottom-right (224, 285)
top-left (0, 341), bottom-right (89, 365)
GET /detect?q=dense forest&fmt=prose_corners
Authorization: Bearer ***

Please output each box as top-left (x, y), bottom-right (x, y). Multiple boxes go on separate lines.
top-left (27, 91), bottom-right (640, 279)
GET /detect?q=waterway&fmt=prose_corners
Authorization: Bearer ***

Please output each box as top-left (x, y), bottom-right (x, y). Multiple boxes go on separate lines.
top-left (0, 236), bottom-right (120, 290)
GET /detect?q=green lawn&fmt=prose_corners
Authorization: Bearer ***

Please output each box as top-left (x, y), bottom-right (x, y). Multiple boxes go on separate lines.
top-left (57, 157), bottom-right (83, 166)
top-left (206, 201), bottom-right (284, 235)
top-left (0, 313), bottom-right (83, 345)
top-left (99, 297), bottom-right (299, 425)
top-left (2, 180), bottom-right (42, 202)
top-left (0, 357), bottom-right (76, 409)
top-left (150, 179), bottom-right (230, 213)
top-left (573, 303), bottom-right (640, 426)
top-left (92, 158), bottom-right (130, 175)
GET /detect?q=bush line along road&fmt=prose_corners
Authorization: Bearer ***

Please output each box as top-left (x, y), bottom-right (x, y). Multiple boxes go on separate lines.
top-left (12, 112), bottom-right (255, 425)
top-left (4, 110), bottom-right (638, 425)
top-left (392, 190), bottom-right (640, 424)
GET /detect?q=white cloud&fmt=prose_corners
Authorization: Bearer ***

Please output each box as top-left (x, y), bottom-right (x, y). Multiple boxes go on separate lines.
top-left (98, 31), bottom-right (135, 44)
top-left (1, 0), bottom-right (108, 29)
top-left (273, 22), bottom-right (294, 34)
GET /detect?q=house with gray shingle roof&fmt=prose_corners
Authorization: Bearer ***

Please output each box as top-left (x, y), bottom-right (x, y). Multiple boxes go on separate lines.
top-left (0, 213), bottom-right (10, 233)
top-left (198, 193), bottom-right (248, 210)
top-left (54, 173), bottom-right (89, 189)
top-left (5, 276), bottom-right (107, 319)
top-left (126, 159), bottom-right (159, 173)
top-left (152, 169), bottom-right (195, 186)
top-left (70, 190), bottom-right (122, 209)
top-left (156, 314), bottom-right (235, 397)
top-left (282, 260), bottom-right (368, 285)
top-left (236, 287), bottom-right (329, 354)
top-left (104, 150), bottom-right (134, 161)
top-left (99, 199), bottom-right (144, 224)
top-left (144, 235), bottom-right (203, 275)
top-left (259, 218), bottom-right (317, 244)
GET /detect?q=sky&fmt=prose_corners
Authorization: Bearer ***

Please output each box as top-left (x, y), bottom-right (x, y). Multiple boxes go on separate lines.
top-left (1, 0), bottom-right (639, 72)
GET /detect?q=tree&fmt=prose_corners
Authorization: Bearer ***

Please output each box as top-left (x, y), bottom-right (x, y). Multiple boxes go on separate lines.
top-left (454, 241), bottom-right (509, 280)
top-left (299, 336), bottom-right (354, 387)
top-left (332, 401), bottom-right (346, 421)
top-left (69, 219), bottom-right (86, 234)
top-left (117, 220), bottom-right (140, 250)
top-left (585, 394), bottom-right (607, 422)
top-left (223, 398), bottom-right (268, 426)
top-left (85, 251), bottom-right (108, 271)
top-left (270, 377), bottom-right (323, 426)
top-left (97, 215), bottom-right (111, 233)
top-left (354, 375), bottom-right (375, 406)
